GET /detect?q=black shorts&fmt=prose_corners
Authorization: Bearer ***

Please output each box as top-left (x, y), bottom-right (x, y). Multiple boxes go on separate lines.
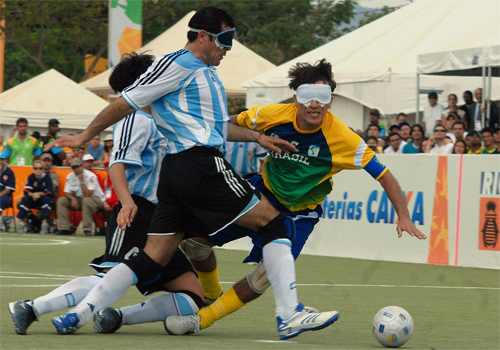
top-left (149, 147), bottom-right (260, 238)
top-left (89, 195), bottom-right (195, 295)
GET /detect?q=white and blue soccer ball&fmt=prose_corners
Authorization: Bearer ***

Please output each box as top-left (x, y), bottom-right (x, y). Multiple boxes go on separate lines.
top-left (372, 306), bottom-right (414, 348)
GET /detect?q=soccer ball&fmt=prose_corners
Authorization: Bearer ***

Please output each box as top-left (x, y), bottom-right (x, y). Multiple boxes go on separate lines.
top-left (372, 306), bottom-right (414, 348)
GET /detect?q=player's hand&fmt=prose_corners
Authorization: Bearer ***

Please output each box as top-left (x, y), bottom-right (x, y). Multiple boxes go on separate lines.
top-left (117, 201), bottom-right (138, 231)
top-left (396, 216), bottom-right (427, 240)
top-left (257, 134), bottom-right (298, 154)
top-left (44, 134), bottom-right (86, 152)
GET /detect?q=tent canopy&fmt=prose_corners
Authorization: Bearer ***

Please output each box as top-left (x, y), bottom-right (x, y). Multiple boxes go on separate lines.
top-left (0, 69), bottom-right (109, 129)
top-left (417, 44), bottom-right (500, 76)
top-left (243, 0), bottom-right (500, 115)
top-left (80, 11), bottom-right (276, 98)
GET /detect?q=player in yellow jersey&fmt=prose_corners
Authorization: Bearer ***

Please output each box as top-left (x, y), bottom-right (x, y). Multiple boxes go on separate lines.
top-left (96, 59), bottom-right (427, 339)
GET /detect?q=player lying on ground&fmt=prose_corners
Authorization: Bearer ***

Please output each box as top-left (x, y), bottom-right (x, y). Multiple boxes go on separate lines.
top-left (8, 52), bottom-right (204, 336)
top-left (45, 7), bottom-right (339, 339)
top-left (95, 59), bottom-right (427, 340)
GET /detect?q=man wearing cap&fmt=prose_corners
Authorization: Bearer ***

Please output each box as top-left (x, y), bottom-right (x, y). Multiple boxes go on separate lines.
top-left (364, 109), bottom-right (386, 137)
top-left (0, 153), bottom-right (16, 231)
top-left (40, 153), bottom-right (60, 195)
top-left (55, 158), bottom-right (106, 236)
top-left (423, 92), bottom-right (445, 137)
top-left (41, 119), bottom-right (65, 166)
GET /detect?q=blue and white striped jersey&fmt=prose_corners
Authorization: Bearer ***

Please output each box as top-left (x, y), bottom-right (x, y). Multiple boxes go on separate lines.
top-left (109, 110), bottom-right (167, 205)
top-left (225, 142), bottom-right (267, 177)
top-left (121, 49), bottom-right (230, 155)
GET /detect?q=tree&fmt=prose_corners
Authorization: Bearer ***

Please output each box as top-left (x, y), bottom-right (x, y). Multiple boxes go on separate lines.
top-left (1, 0), bottom-right (356, 90)
top-left (1, 0), bottom-right (108, 90)
top-left (358, 5), bottom-right (394, 28)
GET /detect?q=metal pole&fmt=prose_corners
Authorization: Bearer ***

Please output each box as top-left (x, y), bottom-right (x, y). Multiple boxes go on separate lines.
top-left (481, 66), bottom-right (486, 129)
top-left (416, 73), bottom-right (420, 124)
top-left (487, 66), bottom-right (492, 125)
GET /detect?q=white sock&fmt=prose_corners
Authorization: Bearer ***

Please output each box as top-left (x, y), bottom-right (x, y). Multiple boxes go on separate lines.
top-left (32, 276), bottom-right (101, 317)
top-left (121, 292), bottom-right (200, 325)
top-left (69, 263), bottom-right (135, 326)
top-left (262, 239), bottom-right (298, 320)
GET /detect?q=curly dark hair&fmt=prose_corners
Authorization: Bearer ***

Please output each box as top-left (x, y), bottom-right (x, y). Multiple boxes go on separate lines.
top-left (288, 59), bottom-right (336, 92)
top-left (109, 51), bottom-right (155, 93)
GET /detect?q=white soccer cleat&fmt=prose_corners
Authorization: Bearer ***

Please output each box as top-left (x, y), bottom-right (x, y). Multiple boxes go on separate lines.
top-left (164, 314), bottom-right (201, 335)
top-left (277, 303), bottom-right (339, 340)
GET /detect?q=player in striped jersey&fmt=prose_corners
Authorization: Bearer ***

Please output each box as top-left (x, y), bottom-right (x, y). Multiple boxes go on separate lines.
top-left (49, 6), bottom-right (339, 339)
top-left (9, 52), bottom-right (205, 336)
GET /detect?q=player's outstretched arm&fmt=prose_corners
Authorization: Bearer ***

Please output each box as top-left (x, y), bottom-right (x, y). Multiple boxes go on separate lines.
top-left (227, 123), bottom-right (298, 154)
top-left (378, 170), bottom-right (427, 240)
top-left (44, 99), bottom-right (135, 151)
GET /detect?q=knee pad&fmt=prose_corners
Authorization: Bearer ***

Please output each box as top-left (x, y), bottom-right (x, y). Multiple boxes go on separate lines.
top-left (258, 214), bottom-right (296, 246)
top-left (179, 238), bottom-right (213, 261)
top-left (246, 261), bottom-right (270, 294)
top-left (123, 250), bottom-right (163, 285)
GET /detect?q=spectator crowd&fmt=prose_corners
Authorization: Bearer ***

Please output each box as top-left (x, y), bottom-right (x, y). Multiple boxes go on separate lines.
top-left (1, 88), bottom-right (498, 234)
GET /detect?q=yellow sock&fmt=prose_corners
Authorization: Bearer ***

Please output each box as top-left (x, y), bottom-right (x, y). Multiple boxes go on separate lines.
top-left (195, 267), bottom-right (223, 300)
top-left (199, 287), bottom-right (245, 329)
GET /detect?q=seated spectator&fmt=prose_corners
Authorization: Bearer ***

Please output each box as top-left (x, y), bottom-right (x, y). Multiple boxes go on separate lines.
top-left (384, 132), bottom-right (406, 154)
top-left (40, 153), bottom-right (60, 195)
top-left (396, 112), bottom-right (407, 125)
top-left (41, 119), bottom-right (66, 166)
top-left (452, 139), bottom-right (468, 154)
top-left (87, 135), bottom-right (104, 167)
top-left (481, 127), bottom-right (498, 154)
top-left (388, 124), bottom-right (400, 134)
top-left (365, 136), bottom-right (382, 154)
top-left (494, 128), bottom-right (500, 151)
top-left (444, 113), bottom-right (458, 142)
top-left (402, 124), bottom-right (425, 154)
top-left (467, 131), bottom-right (485, 154)
top-left (55, 158), bottom-right (106, 236)
top-left (442, 94), bottom-right (467, 129)
top-left (419, 137), bottom-right (429, 153)
top-left (423, 91), bottom-right (445, 137)
top-left (72, 146), bottom-right (85, 161)
top-left (452, 120), bottom-right (467, 143)
top-left (398, 122), bottom-right (412, 142)
top-left (365, 109), bottom-right (386, 137)
top-left (3, 118), bottom-right (42, 165)
top-left (0, 154), bottom-right (16, 231)
top-left (426, 126), bottom-right (453, 154)
top-left (17, 160), bottom-right (54, 234)
top-left (101, 134), bottom-right (114, 164)
top-left (354, 129), bottom-right (364, 138)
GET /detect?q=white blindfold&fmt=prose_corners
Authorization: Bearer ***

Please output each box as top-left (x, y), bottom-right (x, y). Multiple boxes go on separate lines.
top-left (296, 84), bottom-right (332, 107)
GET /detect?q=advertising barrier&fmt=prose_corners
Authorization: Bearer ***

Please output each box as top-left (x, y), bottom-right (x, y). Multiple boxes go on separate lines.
top-left (223, 154), bottom-right (499, 270)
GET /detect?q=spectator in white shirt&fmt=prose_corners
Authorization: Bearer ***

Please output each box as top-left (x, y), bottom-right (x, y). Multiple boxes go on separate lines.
top-left (55, 158), bottom-right (106, 236)
top-left (423, 91), bottom-right (445, 137)
top-left (426, 125), bottom-right (454, 154)
top-left (384, 132), bottom-right (406, 154)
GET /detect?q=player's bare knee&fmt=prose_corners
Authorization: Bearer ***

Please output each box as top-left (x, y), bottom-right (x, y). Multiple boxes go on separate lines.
top-left (179, 238), bottom-right (213, 261)
top-left (246, 261), bottom-right (270, 295)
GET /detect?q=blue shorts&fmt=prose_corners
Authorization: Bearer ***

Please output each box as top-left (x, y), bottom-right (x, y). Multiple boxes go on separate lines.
top-left (207, 175), bottom-right (323, 263)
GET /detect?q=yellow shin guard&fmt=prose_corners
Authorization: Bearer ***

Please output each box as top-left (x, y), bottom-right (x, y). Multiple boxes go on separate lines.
top-left (195, 267), bottom-right (223, 300)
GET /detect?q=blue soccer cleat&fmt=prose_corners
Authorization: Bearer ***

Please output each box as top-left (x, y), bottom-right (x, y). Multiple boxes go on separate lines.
top-left (52, 312), bottom-right (81, 334)
top-left (277, 303), bottom-right (339, 340)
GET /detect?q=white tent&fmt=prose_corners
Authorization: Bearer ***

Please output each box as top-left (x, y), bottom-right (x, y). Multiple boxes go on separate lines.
top-left (243, 0), bottom-right (500, 129)
top-left (0, 69), bottom-right (109, 130)
top-left (81, 11), bottom-right (276, 98)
